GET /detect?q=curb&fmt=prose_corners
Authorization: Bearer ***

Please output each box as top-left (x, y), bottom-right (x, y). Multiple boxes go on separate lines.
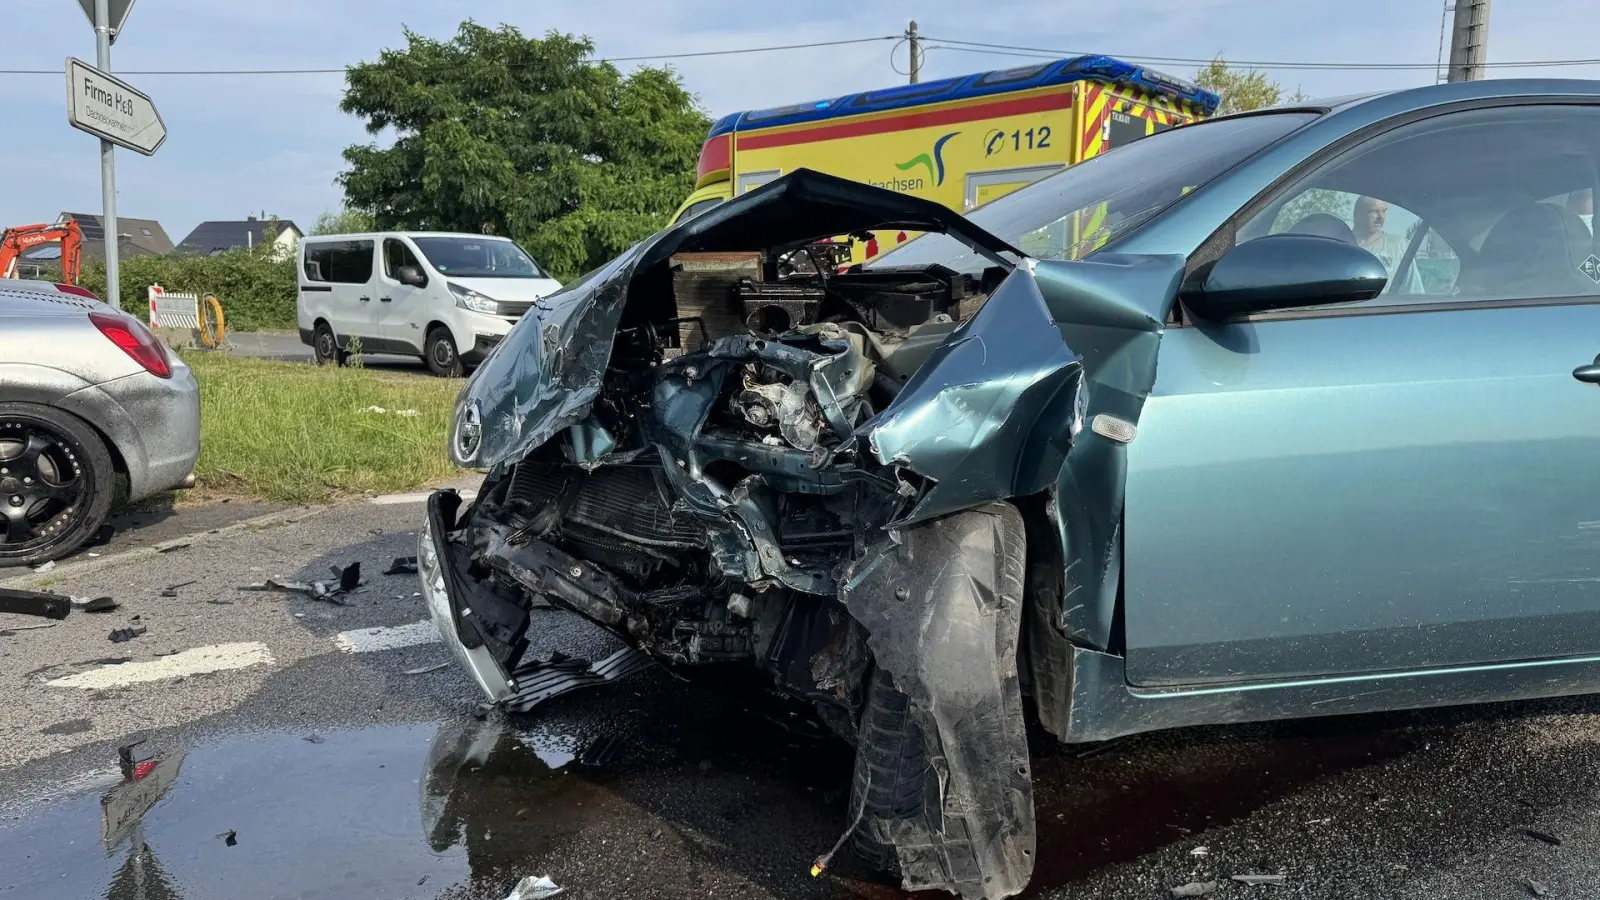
top-left (0, 505), bottom-right (329, 590)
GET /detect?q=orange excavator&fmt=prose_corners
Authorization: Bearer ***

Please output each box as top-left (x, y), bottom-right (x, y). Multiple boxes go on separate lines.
top-left (0, 218), bottom-right (84, 284)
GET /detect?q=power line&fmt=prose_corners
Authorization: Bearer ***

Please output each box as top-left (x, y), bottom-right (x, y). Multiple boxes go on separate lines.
top-left (0, 35), bottom-right (900, 76)
top-left (921, 36), bottom-right (1600, 72)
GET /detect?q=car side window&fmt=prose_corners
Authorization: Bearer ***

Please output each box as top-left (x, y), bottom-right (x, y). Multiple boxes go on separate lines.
top-left (383, 239), bottom-right (422, 280)
top-left (1236, 104), bottom-right (1600, 311)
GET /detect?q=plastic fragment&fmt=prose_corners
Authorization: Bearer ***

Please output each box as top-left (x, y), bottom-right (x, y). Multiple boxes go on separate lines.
top-left (108, 624), bottom-right (147, 643)
top-left (1524, 828), bottom-right (1563, 846)
top-left (384, 556), bottom-right (419, 576)
top-left (505, 874), bottom-right (563, 900)
top-left (1171, 882), bottom-right (1219, 898)
top-left (31, 560), bottom-right (56, 572)
top-left (1525, 878), bottom-right (1549, 897)
top-left (332, 562), bottom-right (361, 593)
top-left (72, 596), bottom-right (119, 613)
top-left (1232, 874), bottom-right (1287, 885)
top-left (217, 829), bottom-right (237, 847)
top-left (403, 662), bottom-right (450, 675)
top-left (303, 734), bottom-right (325, 744)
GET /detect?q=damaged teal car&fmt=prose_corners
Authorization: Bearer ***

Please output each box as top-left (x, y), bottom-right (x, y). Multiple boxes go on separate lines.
top-left (421, 79), bottom-right (1600, 899)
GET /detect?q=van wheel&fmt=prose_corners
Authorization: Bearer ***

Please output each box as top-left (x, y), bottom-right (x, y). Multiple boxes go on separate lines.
top-left (312, 323), bottom-right (348, 367)
top-left (425, 327), bottom-right (463, 378)
top-left (0, 403), bottom-right (116, 568)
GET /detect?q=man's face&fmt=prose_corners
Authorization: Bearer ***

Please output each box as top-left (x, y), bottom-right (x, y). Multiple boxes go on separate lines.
top-left (1356, 198), bottom-right (1388, 234)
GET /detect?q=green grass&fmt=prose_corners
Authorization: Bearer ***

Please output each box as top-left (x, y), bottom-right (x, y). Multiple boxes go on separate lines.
top-left (182, 352), bottom-right (464, 504)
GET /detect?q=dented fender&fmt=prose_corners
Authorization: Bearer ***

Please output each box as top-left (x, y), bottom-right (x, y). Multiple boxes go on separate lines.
top-left (860, 267), bottom-right (1084, 526)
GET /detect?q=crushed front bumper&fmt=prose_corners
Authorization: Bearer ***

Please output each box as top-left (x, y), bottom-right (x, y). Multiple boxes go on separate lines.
top-left (419, 490), bottom-right (513, 703)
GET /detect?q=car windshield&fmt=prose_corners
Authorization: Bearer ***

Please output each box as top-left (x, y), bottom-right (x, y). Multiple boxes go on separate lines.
top-left (866, 112), bottom-right (1318, 273)
top-left (411, 237), bottom-right (546, 278)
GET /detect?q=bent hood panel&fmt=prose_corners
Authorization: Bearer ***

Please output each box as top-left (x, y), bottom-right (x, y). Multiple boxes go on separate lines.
top-left (451, 169), bottom-right (1021, 471)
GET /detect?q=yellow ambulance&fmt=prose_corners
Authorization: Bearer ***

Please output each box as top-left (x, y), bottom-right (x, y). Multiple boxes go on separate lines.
top-left (671, 54), bottom-right (1221, 263)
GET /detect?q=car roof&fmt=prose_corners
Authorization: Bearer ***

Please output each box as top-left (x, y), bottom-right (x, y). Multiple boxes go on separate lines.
top-left (303, 231), bottom-right (518, 243)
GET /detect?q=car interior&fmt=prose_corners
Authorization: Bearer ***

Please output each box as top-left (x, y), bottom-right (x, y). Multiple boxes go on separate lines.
top-left (1241, 105), bottom-right (1600, 307)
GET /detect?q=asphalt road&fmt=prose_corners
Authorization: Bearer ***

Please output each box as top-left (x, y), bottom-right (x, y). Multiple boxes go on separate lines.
top-left (226, 330), bottom-right (432, 374)
top-left (4, 496), bottom-right (1600, 899)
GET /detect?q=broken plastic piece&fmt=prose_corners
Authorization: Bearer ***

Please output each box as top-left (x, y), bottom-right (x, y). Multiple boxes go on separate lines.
top-left (404, 662), bottom-right (451, 676)
top-left (333, 562), bottom-right (361, 593)
top-left (0, 586), bottom-right (72, 619)
top-left (384, 556), bottom-right (419, 575)
top-left (1524, 828), bottom-right (1563, 846)
top-left (303, 734), bottom-right (325, 744)
top-left (161, 580), bottom-right (199, 598)
top-left (1170, 882), bottom-right (1219, 898)
top-left (31, 559), bottom-right (56, 572)
top-left (1231, 874), bottom-right (1287, 885)
top-left (576, 734), bottom-right (621, 767)
top-left (1526, 878), bottom-right (1550, 897)
top-left (108, 624), bottom-right (147, 643)
top-left (218, 829), bottom-right (238, 846)
top-left (505, 874), bottom-right (564, 900)
top-left (503, 646), bottom-right (654, 714)
top-left (72, 596), bottom-right (118, 613)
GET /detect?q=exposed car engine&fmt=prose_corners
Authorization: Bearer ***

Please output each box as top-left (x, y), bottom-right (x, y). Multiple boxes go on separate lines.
top-left (462, 245), bottom-right (992, 689)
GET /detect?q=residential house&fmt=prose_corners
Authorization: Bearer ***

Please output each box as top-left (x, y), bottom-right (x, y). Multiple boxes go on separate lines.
top-left (176, 217), bottom-right (303, 260)
top-left (59, 212), bottom-right (175, 259)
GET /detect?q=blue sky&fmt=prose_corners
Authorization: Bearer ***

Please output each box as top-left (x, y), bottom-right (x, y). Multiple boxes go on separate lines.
top-left (3, 0), bottom-right (1597, 243)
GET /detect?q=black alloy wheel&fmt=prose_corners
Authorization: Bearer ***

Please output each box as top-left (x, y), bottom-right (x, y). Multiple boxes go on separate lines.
top-left (0, 404), bottom-right (116, 568)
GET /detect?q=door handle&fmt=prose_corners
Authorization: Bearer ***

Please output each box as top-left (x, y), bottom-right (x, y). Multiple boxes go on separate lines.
top-left (1575, 363), bottom-right (1600, 384)
top-left (359, 296), bottom-right (371, 303)
top-left (380, 296), bottom-right (392, 303)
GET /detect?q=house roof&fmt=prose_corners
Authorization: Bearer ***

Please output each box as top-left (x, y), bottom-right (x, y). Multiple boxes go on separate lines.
top-left (60, 213), bottom-right (175, 258)
top-left (176, 219), bottom-right (303, 256)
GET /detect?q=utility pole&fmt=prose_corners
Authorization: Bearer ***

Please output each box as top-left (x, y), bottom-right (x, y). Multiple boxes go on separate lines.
top-left (906, 20), bottom-right (921, 85)
top-left (94, 0), bottom-right (119, 308)
top-left (1446, 0), bottom-right (1490, 82)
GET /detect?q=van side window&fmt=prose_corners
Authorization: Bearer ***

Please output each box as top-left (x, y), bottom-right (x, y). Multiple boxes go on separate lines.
top-left (303, 241), bottom-right (374, 284)
top-left (383, 239), bottom-right (423, 280)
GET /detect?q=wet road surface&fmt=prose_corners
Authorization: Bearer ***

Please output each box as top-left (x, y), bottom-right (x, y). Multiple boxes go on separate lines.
top-left (6, 497), bottom-right (1600, 898)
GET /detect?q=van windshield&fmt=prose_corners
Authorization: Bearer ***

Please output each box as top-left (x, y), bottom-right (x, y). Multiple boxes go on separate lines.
top-left (411, 237), bottom-right (547, 278)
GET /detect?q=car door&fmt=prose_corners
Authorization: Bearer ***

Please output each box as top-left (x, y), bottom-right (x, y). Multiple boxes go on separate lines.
top-left (377, 237), bottom-right (428, 354)
top-left (306, 239), bottom-right (378, 345)
top-left (1123, 102), bottom-right (1600, 687)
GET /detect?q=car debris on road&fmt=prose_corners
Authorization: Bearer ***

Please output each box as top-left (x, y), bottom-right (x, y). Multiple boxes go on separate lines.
top-left (504, 874), bottom-right (563, 900)
top-left (383, 556), bottom-right (418, 575)
top-left (1232, 874), bottom-right (1288, 885)
top-left (1170, 882), bottom-right (1219, 897)
top-left (108, 622), bottom-right (147, 643)
top-left (72, 595), bottom-right (118, 613)
top-left (0, 586), bottom-right (72, 619)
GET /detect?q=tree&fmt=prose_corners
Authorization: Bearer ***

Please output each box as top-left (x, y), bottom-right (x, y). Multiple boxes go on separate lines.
top-left (338, 23), bottom-right (709, 279)
top-left (1194, 57), bottom-right (1309, 115)
top-left (312, 207), bottom-right (377, 235)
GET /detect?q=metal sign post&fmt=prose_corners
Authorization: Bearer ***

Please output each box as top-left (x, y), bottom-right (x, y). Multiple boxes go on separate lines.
top-left (95, 0), bottom-right (118, 309)
top-left (65, 0), bottom-right (156, 309)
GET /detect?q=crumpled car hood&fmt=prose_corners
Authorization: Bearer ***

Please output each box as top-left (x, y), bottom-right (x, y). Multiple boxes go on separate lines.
top-left (449, 168), bottom-right (1023, 472)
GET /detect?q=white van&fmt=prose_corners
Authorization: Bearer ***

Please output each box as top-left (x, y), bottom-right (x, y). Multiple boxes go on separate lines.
top-left (296, 232), bottom-right (563, 376)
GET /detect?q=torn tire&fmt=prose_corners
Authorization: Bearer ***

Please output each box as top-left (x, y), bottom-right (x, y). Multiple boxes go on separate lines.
top-left (849, 666), bottom-right (929, 873)
top-left (840, 502), bottom-right (1034, 899)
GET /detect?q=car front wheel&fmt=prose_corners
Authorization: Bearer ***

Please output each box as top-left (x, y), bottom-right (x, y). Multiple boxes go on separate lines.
top-left (0, 403), bottom-right (116, 568)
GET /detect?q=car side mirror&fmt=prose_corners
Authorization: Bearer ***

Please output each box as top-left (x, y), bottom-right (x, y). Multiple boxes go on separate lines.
top-left (1183, 233), bottom-right (1388, 321)
top-left (396, 265), bottom-right (427, 288)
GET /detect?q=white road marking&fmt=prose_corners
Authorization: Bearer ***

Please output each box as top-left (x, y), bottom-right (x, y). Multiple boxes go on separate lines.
top-left (333, 620), bottom-right (440, 653)
top-left (369, 489), bottom-right (475, 506)
top-left (45, 642), bottom-right (274, 690)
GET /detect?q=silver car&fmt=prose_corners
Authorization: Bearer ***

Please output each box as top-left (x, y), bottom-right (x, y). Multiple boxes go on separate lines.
top-left (0, 279), bottom-right (199, 567)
